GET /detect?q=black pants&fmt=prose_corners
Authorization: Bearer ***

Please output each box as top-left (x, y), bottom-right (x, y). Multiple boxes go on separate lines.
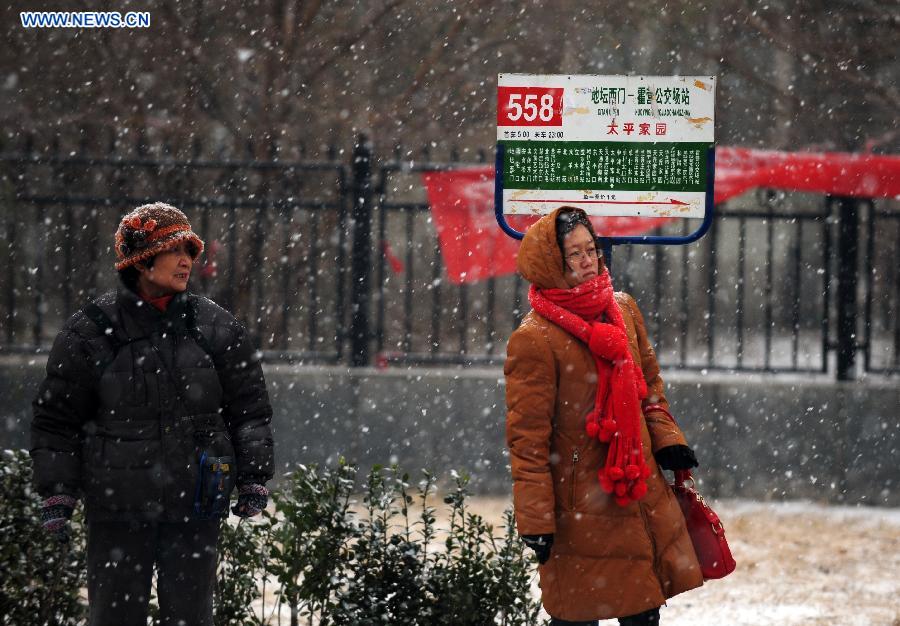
top-left (550, 606), bottom-right (661, 626)
top-left (86, 519), bottom-right (219, 626)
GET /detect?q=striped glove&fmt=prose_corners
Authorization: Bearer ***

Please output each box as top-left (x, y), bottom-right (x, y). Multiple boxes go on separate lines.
top-left (40, 495), bottom-right (76, 543)
top-left (232, 484), bottom-right (268, 518)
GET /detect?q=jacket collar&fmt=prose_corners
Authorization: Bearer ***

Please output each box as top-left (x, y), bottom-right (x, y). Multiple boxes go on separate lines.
top-left (116, 287), bottom-right (191, 334)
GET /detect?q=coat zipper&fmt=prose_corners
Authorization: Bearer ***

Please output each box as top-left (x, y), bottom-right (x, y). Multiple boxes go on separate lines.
top-left (570, 448), bottom-right (580, 508)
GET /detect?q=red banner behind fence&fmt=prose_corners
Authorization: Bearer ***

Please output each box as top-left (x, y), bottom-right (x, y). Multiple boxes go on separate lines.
top-left (421, 147), bottom-right (900, 284)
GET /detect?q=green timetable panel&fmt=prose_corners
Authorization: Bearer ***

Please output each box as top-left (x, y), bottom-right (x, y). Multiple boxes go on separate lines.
top-left (501, 141), bottom-right (709, 193)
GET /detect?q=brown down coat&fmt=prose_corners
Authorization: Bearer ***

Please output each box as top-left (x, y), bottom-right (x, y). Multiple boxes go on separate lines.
top-left (504, 209), bottom-right (703, 621)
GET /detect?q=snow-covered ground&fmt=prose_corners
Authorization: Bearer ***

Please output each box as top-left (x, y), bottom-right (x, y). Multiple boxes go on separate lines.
top-left (250, 497), bottom-right (900, 625)
top-left (657, 499), bottom-right (900, 626)
top-left (467, 497), bottom-right (900, 626)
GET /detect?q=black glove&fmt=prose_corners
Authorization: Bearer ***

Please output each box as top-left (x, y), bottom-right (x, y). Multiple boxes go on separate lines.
top-left (232, 483), bottom-right (269, 518)
top-left (40, 494), bottom-right (76, 544)
top-left (521, 534), bottom-right (554, 564)
top-left (654, 445), bottom-right (699, 471)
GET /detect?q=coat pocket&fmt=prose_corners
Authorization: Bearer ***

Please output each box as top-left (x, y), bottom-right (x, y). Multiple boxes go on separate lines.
top-left (100, 438), bottom-right (160, 469)
top-left (85, 437), bottom-right (163, 514)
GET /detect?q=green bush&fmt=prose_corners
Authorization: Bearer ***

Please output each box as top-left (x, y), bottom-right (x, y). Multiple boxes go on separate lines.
top-left (265, 459), bottom-right (359, 624)
top-left (214, 516), bottom-right (273, 626)
top-left (249, 463), bottom-right (541, 625)
top-left (0, 449), bottom-right (86, 626)
top-left (0, 451), bottom-right (542, 626)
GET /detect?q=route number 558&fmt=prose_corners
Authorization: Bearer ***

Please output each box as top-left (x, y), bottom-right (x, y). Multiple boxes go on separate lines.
top-left (498, 87), bottom-right (563, 126)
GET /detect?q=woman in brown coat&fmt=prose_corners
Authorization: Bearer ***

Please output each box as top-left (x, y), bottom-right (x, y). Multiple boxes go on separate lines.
top-left (504, 207), bottom-right (703, 626)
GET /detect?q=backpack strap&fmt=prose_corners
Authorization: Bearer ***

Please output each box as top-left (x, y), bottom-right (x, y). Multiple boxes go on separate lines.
top-left (85, 298), bottom-right (220, 383)
top-left (83, 302), bottom-right (130, 368)
top-left (184, 298), bottom-right (216, 364)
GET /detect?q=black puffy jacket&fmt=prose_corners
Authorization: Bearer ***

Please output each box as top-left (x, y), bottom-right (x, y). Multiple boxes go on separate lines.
top-left (31, 288), bottom-right (275, 522)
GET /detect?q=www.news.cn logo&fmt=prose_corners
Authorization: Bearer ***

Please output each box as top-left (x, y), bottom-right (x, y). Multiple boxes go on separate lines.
top-left (20, 11), bottom-right (150, 28)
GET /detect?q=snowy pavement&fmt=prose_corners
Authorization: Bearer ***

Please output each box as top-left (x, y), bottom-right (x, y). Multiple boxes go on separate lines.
top-left (250, 497), bottom-right (900, 625)
top-left (657, 500), bottom-right (900, 626)
top-left (467, 497), bottom-right (900, 626)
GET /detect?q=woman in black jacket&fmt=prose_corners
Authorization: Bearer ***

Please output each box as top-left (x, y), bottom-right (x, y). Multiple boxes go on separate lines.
top-left (30, 202), bottom-right (275, 626)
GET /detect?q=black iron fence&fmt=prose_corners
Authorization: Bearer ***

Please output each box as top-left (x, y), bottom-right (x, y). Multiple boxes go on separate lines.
top-left (1, 134), bottom-right (896, 379)
top-left (863, 198), bottom-right (900, 376)
top-left (1, 135), bottom-right (349, 363)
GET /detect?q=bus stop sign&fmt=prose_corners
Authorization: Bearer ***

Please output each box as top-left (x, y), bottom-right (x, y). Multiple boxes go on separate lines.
top-left (496, 74), bottom-right (716, 241)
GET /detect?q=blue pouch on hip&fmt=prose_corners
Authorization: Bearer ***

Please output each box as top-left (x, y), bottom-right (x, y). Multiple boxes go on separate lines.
top-left (194, 451), bottom-right (234, 519)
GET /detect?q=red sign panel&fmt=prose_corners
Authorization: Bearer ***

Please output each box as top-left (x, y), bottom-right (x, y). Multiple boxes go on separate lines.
top-left (497, 86), bottom-right (564, 127)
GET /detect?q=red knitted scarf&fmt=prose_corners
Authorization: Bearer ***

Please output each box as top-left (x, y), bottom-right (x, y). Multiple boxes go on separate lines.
top-left (528, 270), bottom-right (651, 506)
top-left (138, 289), bottom-right (175, 312)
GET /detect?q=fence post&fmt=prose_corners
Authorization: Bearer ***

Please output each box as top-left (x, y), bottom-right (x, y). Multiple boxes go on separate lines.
top-left (834, 195), bottom-right (860, 381)
top-left (349, 134), bottom-right (374, 366)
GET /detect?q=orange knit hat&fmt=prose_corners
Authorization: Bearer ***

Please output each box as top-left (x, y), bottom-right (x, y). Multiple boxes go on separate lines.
top-left (114, 202), bottom-right (204, 270)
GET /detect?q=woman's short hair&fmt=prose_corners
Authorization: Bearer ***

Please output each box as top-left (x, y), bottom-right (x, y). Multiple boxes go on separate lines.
top-left (118, 258), bottom-right (153, 290)
top-left (555, 207), bottom-right (603, 269)
top-left (116, 241), bottom-right (199, 291)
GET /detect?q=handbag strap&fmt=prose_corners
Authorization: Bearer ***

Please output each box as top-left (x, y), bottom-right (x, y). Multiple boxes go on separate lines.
top-left (645, 403), bottom-right (695, 488)
top-left (644, 402), bottom-right (675, 423)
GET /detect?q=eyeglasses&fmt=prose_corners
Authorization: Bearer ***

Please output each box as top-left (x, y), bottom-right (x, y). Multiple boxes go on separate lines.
top-left (565, 247), bottom-right (599, 264)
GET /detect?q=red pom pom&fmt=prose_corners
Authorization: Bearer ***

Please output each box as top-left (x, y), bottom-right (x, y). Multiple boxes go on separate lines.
top-left (614, 482), bottom-right (628, 497)
top-left (598, 419), bottom-right (617, 442)
top-left (607, 466), bottom-right (624, 481)
top-left (630, 481), bottom-right (648, 500)
top-left (585, 421), bottom-right (599, 438)
top-left (625, 464), bottom-right (640, 480)
top-left (615, 495), bottom-right (631, 507)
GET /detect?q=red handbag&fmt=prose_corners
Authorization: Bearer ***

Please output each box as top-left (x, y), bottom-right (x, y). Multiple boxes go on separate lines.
top-left (645, 403), bottom-right (736, 579)
top-left (671, 469), bottom-right (736, 580)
